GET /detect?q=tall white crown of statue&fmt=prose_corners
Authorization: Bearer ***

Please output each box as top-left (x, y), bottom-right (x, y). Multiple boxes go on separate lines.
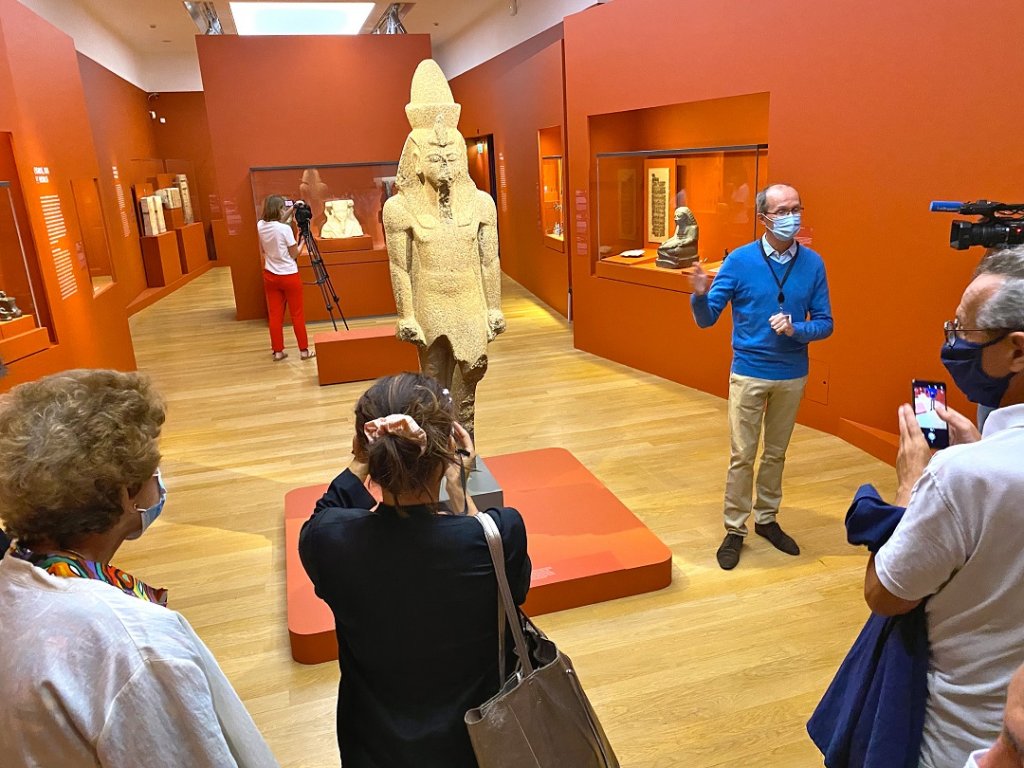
top-left (405, 59), bottom-right (461, 131)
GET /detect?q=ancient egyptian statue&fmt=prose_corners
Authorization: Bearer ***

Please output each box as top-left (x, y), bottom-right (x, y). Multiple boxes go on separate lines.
top-left (656, 206), bottom-right (699, 269)
top-left (0, 291), bottom-right (23, 322)
top-left (320, 199), bottom-right (364, 239)
top-left (383, 59), bottom-right (505, 438)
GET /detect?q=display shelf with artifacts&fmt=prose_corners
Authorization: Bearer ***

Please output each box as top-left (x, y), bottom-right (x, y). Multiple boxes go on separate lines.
top-left (538, 126), bottom-right (565, 251)
top-left (0, 182), bottom-right (51, 365)
top-left (249, 161), bottom-right (400, 320)
top-left (594, 142), bottom-right (768, 293)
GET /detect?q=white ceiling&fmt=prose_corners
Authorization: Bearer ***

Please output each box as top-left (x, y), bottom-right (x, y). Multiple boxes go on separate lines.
top-left (15, 0), bottom-right (603, 91)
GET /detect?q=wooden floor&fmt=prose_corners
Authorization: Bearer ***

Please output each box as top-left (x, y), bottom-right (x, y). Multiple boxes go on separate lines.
top-left (124, 267), bottom-right (895, 767)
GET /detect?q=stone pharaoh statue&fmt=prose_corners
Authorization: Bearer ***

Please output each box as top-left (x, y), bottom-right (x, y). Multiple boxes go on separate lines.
top-left (656, 206), bottom-right (699, 269)
top-left (384, 59), bottom-right (505, 437)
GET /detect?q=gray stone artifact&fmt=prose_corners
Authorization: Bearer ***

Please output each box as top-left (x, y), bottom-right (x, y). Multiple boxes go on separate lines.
top-left (656, 206), bottom-right (699, 269)
top-left (0, 291), bottom-right (23, 322)
top-left (383, 59), bottom-right (506, 438)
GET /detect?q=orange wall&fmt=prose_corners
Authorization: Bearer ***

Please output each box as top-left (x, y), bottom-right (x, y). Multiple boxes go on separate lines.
top-left (76, 53), bottom-right (158, 301)
top-left (0, 0), bottom-right (136, 389)
top-left (196, 34), bottom-right (433, 321)
top-left (562, 0), bottom-right (1024, 441)
top-left (452, 26), bottom-right (569, 317)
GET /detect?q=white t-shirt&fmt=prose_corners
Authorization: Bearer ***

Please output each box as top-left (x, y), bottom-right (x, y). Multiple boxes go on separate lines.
top-left (874, 404), bottom-right (1024, 768)
top-left (0, 555), bottom-right (278, 768)
top-left (257, 219), bottom-right (298, 275)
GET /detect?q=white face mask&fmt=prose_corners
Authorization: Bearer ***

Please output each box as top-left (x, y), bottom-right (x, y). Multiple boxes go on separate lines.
top-left (126, 470), bottom-right (166, 541)
top-left (766, 212), bottom-right (801, 240)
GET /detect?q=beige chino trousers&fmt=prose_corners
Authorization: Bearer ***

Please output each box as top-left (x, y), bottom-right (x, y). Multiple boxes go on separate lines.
top-left (724, 373), bottom-right (807, 536)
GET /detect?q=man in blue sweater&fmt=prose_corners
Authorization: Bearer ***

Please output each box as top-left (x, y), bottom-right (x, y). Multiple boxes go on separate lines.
top-left (691, 183), bottom-right (833, 569)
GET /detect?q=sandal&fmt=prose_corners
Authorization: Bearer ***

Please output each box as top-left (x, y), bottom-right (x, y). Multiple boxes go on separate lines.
top-left (272, 351), bottom-right (288, 362)
top-left (300, 349), bottom-right (316, 361)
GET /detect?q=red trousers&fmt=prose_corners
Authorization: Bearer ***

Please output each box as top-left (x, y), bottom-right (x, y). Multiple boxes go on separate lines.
top-left (263, 270), bottom-right (309, 353)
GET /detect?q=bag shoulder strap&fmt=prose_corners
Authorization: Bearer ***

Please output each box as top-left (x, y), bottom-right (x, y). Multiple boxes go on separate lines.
top-left (475, 512), bottom-right (535, 677)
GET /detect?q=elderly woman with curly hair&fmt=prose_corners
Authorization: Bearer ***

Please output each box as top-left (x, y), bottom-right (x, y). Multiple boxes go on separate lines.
top-left (0, 369), bottom-right (278, 768)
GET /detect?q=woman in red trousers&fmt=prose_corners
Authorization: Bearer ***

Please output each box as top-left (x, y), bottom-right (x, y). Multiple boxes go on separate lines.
top-left (257, 195), bottom-right (314, 361)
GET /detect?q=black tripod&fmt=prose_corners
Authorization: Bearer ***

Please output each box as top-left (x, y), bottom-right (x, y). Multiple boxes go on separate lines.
top-left (296, 218), bottom-right (349, 331)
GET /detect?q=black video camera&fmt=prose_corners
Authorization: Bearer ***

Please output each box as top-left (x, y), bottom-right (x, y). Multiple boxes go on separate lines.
top-left (292, 200), bottom-right (313, 232)
top-left (930, 199), bottom-right (1024, 250)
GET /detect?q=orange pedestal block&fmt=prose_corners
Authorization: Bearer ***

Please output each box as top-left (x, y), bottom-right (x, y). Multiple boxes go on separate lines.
top-left (284, 447), bottom-right (672, 664)
top-left (317, 234), bottom-right (373, 253)
top-left (314, 325), bottom-right (420, 386)
top-left (165, 207), bottom-right (185, 230)
top-left (140, 232), bottom-right (182, 288)
top-left (0, 325), bottom-right (50, 363)
top-left (0, 314), bottom-right (35, 339)
top-left (175, 222), bottom-right (208, 273)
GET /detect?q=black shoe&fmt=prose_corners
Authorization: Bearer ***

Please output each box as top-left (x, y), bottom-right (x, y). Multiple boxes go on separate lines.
top-left (716, 533), bottom-right (744, 570)
top-left (754, 522), bottom-right (800, 556)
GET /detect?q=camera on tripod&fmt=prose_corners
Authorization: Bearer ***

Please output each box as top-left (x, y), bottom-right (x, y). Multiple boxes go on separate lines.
top-left (930, 199), bottom-right (1024, 250)
top-left (292, 200), bottom-right (313, 232)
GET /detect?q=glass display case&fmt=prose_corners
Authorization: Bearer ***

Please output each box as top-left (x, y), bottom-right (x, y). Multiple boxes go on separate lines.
top-left (249, 162), bottom-right (399, 253)
top-left (538, 126), bottom-right (565, 250)
top-left (70, 177), bottom-right (116, 295)
top-left (0, 181), bottom-right (46, 331)
top-left (596, 144), bottom-right (768, 271)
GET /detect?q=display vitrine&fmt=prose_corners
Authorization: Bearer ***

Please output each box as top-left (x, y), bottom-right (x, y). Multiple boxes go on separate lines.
top-left (249, 161), bottom-right (399, 251)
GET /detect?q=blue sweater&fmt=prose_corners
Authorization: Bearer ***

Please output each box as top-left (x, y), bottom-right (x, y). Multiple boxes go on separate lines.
top-left (691, 240), bottom-right (833, 379)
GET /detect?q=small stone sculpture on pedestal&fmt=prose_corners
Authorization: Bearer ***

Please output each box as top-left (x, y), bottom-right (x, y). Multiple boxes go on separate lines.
top-left (383, 59), bottom-right (506, 439)
top-left (0, 291), bottom-right (23, 322)
top-left (655, 206), bottom-right (699, 269)
top-left (320, 199), bottom-right (364, 239)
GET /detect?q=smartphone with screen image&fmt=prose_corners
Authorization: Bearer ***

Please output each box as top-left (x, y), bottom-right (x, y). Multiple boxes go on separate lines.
top-left (911, 379), bottom-right (949, 449)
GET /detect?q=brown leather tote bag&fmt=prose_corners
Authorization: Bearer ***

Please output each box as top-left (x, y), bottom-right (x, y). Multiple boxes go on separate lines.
top-left (465, 513), bottom-right (620, 768)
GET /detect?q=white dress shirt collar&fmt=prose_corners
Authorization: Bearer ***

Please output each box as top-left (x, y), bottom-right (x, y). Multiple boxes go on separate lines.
top-left (761, 234), bottom-right (798, 264)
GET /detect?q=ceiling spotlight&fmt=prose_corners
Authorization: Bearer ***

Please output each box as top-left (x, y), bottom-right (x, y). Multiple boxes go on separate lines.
top-left (183, 1), bottom-right (223, 35)
top-left (148, 110), bottom-right (157, 120)
top-left (372, 3), bottom-right (412, 34)
top-left (159, 117), bottom-right (167, 124)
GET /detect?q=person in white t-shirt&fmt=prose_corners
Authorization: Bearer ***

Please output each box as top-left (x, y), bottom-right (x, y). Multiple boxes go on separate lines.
top-left (0, 369), bottom-right (278, 768)
top-left (864, 265), bottom-right (1024, 768)
top-left (258, 195), bottom-right (313, 362)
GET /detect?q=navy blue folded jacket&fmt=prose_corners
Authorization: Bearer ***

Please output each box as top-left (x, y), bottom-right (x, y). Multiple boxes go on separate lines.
top-left (806, 484), bottom-right (929, 768)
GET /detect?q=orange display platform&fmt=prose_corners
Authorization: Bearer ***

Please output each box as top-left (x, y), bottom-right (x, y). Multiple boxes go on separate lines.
top-left (0, 314), bottom-right (35, 339)
top-left (317, 234), bottom-right (373, 253)
top-left (314, 325), bottom-right (420, 386)
top-left (284, 447), bottom-right (672, 664)
top-left (140, 231), bottom-right (182, 288)
top-left (165, 207), bottom-right (186, 230)
top-left (175, 222), bottom-right (208, 273)
top-left (0, 325), bottom-right (49, 363)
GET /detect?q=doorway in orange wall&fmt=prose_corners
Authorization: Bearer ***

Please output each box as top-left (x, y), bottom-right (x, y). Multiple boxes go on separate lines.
top-left (465, 135), bottom-right (496, 203)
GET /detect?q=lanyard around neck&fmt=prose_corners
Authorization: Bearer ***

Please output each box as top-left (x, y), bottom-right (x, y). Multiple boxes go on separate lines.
top-left (761, 242), bottom-right (800, 304)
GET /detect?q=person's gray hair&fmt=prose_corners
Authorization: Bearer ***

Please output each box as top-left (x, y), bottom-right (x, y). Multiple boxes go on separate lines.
top-left (977, 275), bottom-right (1024, 331)
top-left (755, 183), bottom-right (798, 214)
top-left (975, 244), bottom-right (1024, 279)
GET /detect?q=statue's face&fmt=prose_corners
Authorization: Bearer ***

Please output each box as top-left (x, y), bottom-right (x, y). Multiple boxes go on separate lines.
top-left (417, 140), bottom-right (459, 190)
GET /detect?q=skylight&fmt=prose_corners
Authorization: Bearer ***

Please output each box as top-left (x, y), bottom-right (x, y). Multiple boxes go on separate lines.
top-left (229, 2), bottom-right (375, 36)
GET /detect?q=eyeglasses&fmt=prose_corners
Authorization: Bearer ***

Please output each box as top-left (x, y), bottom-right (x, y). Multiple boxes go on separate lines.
top-left (764, 206), bottom-right (803, 217)
top-left (943, 319), bottom-right (1013, 347)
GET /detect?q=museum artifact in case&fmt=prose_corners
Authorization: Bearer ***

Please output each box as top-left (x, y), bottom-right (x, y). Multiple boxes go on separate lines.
top-left (250, 161), bottom-right (398, 253)
top-left (538, 126), bottom-right (565, 250)
top-left (595, 143), bottom-right (768, 280)
top-left (0, 181), bottom-right (44, 329)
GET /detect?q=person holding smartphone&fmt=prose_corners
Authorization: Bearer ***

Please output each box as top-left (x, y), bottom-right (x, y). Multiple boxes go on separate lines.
top-left (864, 260), bottom-right (1024, 767)
top-left (690, 183), bottom-right (834, 570)
top-left (298, 372), bottom-right (531, 768)
top-left (257, 194), bottom-right (314, 362)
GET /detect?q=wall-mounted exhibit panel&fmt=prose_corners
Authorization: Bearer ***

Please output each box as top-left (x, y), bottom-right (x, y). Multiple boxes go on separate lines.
top-left (250, 162), bottom-right (400, 320)
top-left (594, 143), bottom-right (768, 292)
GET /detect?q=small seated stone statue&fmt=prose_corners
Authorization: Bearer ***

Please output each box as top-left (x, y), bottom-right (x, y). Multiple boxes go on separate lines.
top-left (0, 291), bottom-right (23, 322)
top-left (320, 199), bottom-right (364, 239)
top-left (656, 206), bottom-right (699, 269)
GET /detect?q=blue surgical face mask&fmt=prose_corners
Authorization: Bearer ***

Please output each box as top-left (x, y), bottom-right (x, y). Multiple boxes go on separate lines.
top-left (767, 212), bottom-right (801, 240)
top-left (940, 335), bottom-right (1014, 408)
top-left (127, 470), bottom-right (166, 540)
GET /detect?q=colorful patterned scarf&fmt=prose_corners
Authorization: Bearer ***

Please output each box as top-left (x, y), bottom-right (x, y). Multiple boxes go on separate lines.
top-left (13, 547), bottom-right (168, 607)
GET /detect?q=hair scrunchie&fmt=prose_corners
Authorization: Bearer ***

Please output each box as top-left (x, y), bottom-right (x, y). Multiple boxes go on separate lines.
top-left (363, 415), bottom-right (428, 455)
